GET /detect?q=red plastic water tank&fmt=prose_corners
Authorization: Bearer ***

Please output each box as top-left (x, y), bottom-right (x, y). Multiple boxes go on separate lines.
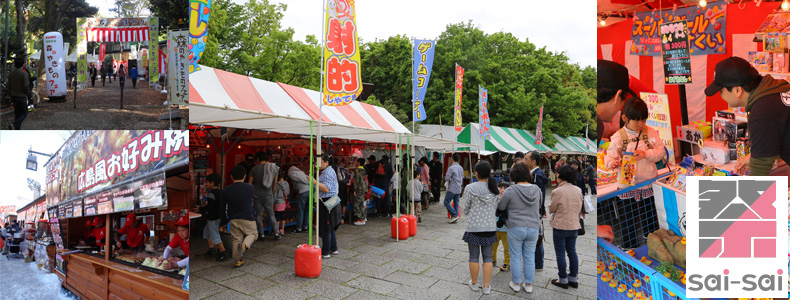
top-left (391, 216), bottom-right (409, 240)
top-left (405, 214), bottom-right (417, 236)
top-left (294, 244), bottom-right (322, 278)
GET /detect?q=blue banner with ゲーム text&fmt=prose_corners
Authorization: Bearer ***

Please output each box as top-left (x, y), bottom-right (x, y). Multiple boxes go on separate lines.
top-left (631, 3), bottom-right (726, 56)
top-left (412, 39), bottom-right (435, 122)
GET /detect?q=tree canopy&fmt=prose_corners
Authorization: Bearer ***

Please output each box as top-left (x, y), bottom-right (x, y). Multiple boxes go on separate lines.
top-left (199, 0), bottom-right (597, 148)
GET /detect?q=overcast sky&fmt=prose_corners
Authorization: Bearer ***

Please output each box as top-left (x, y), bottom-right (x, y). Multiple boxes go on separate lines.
top-left (0, 131), bottom-right (71, 209)
top-left (231, 0), bottom-right (596, 68)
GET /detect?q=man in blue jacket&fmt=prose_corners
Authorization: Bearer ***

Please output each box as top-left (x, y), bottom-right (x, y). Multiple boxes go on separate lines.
top-left (130, 66), bottom-right (139, 88)
top-left (526, 151), bottom-right (548, 270)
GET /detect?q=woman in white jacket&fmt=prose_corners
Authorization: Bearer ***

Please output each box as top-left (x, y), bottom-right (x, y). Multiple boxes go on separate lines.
top-left (603, 97), bottom-right (665, 248)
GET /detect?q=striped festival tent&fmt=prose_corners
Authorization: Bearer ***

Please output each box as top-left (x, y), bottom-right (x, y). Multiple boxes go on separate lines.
top-left (453, 123), bottom-right (595, 155)
top-left (189, 65), bottom-right (462, 150)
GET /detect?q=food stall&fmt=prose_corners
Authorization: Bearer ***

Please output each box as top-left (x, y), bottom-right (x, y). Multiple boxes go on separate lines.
top-left (14, 194), bottom-right (55, 269)
top-left (45, 130), bottom-right (189, 299)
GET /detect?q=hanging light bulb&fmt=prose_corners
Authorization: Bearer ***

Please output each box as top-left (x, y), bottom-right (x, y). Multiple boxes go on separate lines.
top-left (783, 0), bottom-right (790, 11)
top-left (207, 144), bottom-right (211, 148)
top-left (699, 0), bottom-right (707, 8)
top-left (599, 15), bottom-right (607, 27)
top-left (238, 145), bottom-right (241, 149)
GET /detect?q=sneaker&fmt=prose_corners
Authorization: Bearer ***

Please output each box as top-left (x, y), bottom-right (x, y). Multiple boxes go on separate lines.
top-left (508, 281), bottom-right (521, 292)
top-left (500, 264), bottom-right (510, 271)
top-left (302, 227), bottom-right (309, 231)
top-left (234, 260), bottom-right (245, 268)
top-left (292, 229), bottom-right (302, 233)
top-left (482, 285), bottom-right (491, 295)
top-left (417, 217), bottom-right (422, 223)
top-left (322, 254), bottom-right (331, 258)
top-left (216, 251), bottom-right (229, 262)
top-left (468, 280), bottom-right (480, 291)
top-left (331, 250), bottom-right (339, 255)
top-left (203, 248), bottom-right (216, 257)
top-left (522, 283), bottom-right (533, 293)
top-left (354, 220), bottom-right (365, 226)
top-left (450, 217), bottom-right (460, 223)
top-left (274, 234), bottom-right (283, 241)
top-left (258, 234), bottom-right (265, 240)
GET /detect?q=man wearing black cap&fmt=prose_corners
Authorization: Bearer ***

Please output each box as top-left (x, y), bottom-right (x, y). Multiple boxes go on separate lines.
top-left (235, 154), bottom-right (256, 179)
top-left (597, 60), bottom-right (637, 142)
top-left (704, 56), bottom-right (790, 176)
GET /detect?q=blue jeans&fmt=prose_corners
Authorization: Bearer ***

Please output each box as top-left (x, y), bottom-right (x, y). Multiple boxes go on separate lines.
top-left (444, 192), bottom-right (460, 218)
top-left (508, 227), bottom-right (539, 285)
top-left (553, 229), bottom-right (579, 279)
top-left (321, 226), bottom-right (337, 255)
top-left (536, 225), bottom-right (544, 269)
top-left (295, 191), bottom-right (310, 230)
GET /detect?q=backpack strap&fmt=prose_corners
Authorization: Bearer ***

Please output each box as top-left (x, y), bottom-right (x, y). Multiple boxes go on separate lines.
top-left (619, 128), bottom-right (653, 153)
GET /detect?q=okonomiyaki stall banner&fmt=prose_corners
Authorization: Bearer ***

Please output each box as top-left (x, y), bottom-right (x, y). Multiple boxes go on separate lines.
top-left (631, 4), bottom-right (727, 56)
top-left (56, 130), bottom-right (188, 204)
top-left (45, 151), bottom-right (62, 207)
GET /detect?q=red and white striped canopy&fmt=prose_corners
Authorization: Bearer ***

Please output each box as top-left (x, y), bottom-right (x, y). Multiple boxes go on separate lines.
top-left (189, 65), bottom-right (460, 149)
top-left (87, 27), bottom-right (149, 42)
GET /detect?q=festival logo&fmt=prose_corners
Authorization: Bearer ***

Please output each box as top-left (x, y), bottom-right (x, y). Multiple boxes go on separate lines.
top-left (686, 176), bottom-right (788, 298)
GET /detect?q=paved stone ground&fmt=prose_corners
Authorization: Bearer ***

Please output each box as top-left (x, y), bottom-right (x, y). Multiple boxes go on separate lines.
top-left (190, 187), bottom-right (597, 300)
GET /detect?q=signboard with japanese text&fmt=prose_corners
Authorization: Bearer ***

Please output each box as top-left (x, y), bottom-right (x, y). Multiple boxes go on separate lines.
top-left (135, 173), bottom-right (167, 209)
top-left (57, 130), bottom-right (188, 203)
top-left (167, 30), bottom-right (189, 105)
top-left (72, 199), bottom-right (83, 218)
top-left (454, 64), bottom-right (464, 131)
top-left (631, 4), bottom-right (726, 56)
top-left (43, 32), bottom-right (67, 97)
top-left (661, 20), bottom-right (692, 85)
top-left (83, 195), bottom-right (97, 216)
top-left (641, 92), bottom-right (675, 164)
top-left (112, 182), bottom-right (136, 212)
top-left (77, 18), bottom-right (88, 90)
top-left (322, 0), bottom-right (362, 106)
top-left (97, 192), bottom-right (113, 214)
top-left (149, 17), bottom-right (159, 83)
top-left (479, 86), bottom-right (490, 140)
top-left (412, 39), bottom-right (435, 122)
top-left (677, 125), bottom-right (705, 146)
top-left (189, 0), bottom-right (211, 74)
top-left (45, 152), bottom-right (61, 207)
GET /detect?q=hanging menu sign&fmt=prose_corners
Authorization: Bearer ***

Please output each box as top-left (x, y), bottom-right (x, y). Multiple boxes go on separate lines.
top-left (65, 202), bottom-right (73, 218)
top-left (58, 205), bottom-right (65, 219)
top-left (660, 20), bottom-right (692, 85)
top-left (84, 195), bottom-right (98, 216)
top-left (112, 183), bottom-right (135, 212)
top-left (98, 192), bottom-right (113, 214)
top-left (50, 217), bottom-right (63, 250)
top-left (136, 173), bottom-right (167, 209)
top-left (73, 199), bottom-right (83, 218)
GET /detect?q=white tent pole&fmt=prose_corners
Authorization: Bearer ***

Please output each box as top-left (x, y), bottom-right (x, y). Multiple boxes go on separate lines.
top-left (410, 38), bottom-right (415, 218)
top-left (316, 0), bottom-right (327, 249)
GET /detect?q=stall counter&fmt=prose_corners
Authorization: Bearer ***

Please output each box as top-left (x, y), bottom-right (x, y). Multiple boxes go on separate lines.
top-left (60, 253), bottom-right (186, 300)
top-left (598, 168), bottom-right (671, 197)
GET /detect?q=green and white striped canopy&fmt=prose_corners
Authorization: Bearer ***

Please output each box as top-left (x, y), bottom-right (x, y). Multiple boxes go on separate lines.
top-left (456, 123), bottom-right (595, 155)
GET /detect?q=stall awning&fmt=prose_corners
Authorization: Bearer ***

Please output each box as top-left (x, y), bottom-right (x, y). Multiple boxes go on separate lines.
top-left (189, 65), bottom-right (464, 150)
top-left (451, 123), bottom-right (595, 155)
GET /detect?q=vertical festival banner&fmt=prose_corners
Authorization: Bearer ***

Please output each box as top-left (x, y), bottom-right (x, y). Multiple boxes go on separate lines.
top-left (536, 104), bottom-right (544, 145)
top-left (322, 0), bottom-right (361, 106)
top-left (189, 0), bottom-right (211, 73)
top-left (412, 39), bottom-right (435, 122)
top-left (168, 30), bottom-right (189, 105)
top-left (76, 18), bottom-right (88, 90)
top-left (149, 17), bottom-right (159, 84)
top-left (43, 32), bottom-right (67, 97)
top-left (454, 64), bottom-right (464, 131)
top-left (99, 44), bottom-right (106, 62)
top-left (479, 86), bottom-right (490, 140)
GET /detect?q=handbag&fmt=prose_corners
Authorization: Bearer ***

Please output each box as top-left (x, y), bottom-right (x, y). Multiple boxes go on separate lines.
top-left (422, 182), bottom-right (430, 193)
top-left (321, 194), bottom-right (341, 211)
top-left (583, 195), bottom-right (594, 214)
top-left (578, 218), bottom-right (586, 236)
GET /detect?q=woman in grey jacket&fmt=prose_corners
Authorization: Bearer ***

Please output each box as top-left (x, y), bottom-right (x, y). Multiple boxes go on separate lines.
top-left (461, 161), bottom-right (500, 295)
top-left (497, 163), bottom-right (542, 293)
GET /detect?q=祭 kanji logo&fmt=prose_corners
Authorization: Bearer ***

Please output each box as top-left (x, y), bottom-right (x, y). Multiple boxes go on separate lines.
top-left (686, 176), bottom-right (788, 298)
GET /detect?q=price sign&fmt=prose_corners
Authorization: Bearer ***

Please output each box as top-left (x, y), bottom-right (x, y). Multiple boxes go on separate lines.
top-left (661, 20), bottom-right (692, 85)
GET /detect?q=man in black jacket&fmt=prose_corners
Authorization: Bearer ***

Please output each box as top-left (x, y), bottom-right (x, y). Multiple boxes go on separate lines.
top-left (374, 155), bottom-right (394, 217)
top-left (583, 160), bottom-right (596, 195)
top-left (221, 165), bottom-right (257, 268)
top-left (200, 173), bottom-right (229, 261)
top-left (525, 151), bottom-right (548, 270)
top-left (428, 152), bottom-right (443, 204)
top-left (705, 56), bottom-right (790, 176)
